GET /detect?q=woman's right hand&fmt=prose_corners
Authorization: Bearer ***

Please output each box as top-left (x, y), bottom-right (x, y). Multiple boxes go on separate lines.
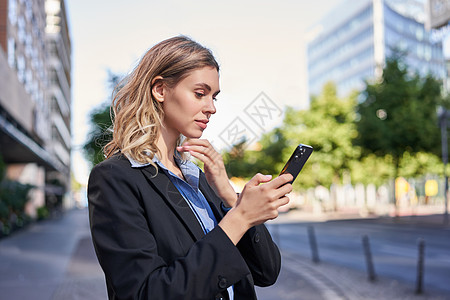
top-left (218, 173), bottom-right (293, 245)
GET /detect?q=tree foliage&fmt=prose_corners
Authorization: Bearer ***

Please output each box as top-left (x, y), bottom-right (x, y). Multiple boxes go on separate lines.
top-left (356, 53), bottom-right (445, 162)
top-left (83, 72), bottom-right (120, 167)
top-left (280, 82), bottom-right (360, 189)
top-left (83, 104), bottom-right (112, 167)
top-left (224, 82), bottom-right (360, 189)
top-left (223, 53), bottom-right (447, 190)
top-left (223, 128), bottom-right (288, 178)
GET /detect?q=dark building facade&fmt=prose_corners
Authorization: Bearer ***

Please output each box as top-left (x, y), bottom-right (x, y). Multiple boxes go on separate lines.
top-left (0, 0), bottom-right (71, 216)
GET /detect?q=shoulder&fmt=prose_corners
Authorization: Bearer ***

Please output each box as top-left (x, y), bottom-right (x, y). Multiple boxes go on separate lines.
top-left (90, 154), bottom-right (128, 174)
top-left (88, 154), bottom-right (154, 205)
top-left (89, 153), bottom-right (160, 185)
top-left (89, 154), bottom-right (143, 184)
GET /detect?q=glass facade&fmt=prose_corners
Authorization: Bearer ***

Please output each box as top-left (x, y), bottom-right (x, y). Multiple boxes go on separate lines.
top-left (307, 0), bottom-right (445, 98)
top-left (1, 0), bottom-right (71, 190)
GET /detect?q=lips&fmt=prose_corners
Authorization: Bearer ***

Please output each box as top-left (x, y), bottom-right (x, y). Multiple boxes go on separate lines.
top-left (195, 119), bottom-right (208, 130)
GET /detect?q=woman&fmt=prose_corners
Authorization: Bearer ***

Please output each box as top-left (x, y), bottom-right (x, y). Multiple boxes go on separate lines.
top-left (88, 36), bottom-right (293, 300)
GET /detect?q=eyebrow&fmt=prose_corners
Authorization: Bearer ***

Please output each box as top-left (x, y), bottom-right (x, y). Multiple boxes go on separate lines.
top-left (194, 83), bottom-right (220, 95)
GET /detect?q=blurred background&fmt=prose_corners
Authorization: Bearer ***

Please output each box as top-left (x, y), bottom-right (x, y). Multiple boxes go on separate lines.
top-left (1, 0), bottom-right (450, 299)
top-left (2, 0), bottom-right (447, 221)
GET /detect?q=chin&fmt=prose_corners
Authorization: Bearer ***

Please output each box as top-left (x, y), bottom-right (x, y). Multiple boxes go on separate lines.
top-left (183, 131), bottom-right (204, 139)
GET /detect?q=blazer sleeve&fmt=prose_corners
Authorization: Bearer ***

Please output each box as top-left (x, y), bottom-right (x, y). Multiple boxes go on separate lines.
top-left (88, 159), bottom-right (251, 300)
top-left (236, 224), bottom-right (281, 287)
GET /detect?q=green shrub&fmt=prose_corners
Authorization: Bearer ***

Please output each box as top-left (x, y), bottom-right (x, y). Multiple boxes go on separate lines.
top-left (37, 206), bottom-right (49, 220)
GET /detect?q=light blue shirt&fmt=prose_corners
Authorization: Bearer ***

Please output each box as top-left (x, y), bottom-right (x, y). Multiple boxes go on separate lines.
top-left (128, 154), bottom-right (234, 299)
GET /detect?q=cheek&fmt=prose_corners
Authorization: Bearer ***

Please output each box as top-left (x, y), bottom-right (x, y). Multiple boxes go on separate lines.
top-left (162, 96), bottom-right (190, 124)
top-left (163, 90), bottom-right (203, 121)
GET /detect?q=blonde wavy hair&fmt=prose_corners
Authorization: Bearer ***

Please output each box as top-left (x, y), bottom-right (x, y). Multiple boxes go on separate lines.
top-left (104, 36), bottom-right (219, 168)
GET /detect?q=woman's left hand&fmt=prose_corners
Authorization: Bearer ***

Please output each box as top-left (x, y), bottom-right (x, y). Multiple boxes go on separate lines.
top-left (177, 139), bottom-right (237, 208)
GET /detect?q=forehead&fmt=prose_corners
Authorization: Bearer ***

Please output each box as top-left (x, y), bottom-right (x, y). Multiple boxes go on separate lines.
top-left (179, 66), bottom-right (220, 90)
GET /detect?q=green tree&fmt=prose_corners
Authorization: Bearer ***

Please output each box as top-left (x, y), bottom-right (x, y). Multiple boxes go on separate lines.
top-left (349, 154), bottom-right (394, 186)
top-left (224, 82), bottom-right (359, 189)
top-left (83, 72), bottom-right (121, 167)
top-left (355, 53), bottom-right (447, 203)
top-left (398, 152), bottom-right (443, 178)
top-left (256, 127), bottom-right (289, 175)
top-left (83, 104), bottom-right (112, 166)
top-left (280, 82), bottom-right (360, 189)
top-left (356, 54), bottom-right (443, 159)
top-left (223, 128), bottom-right (288, 179)
top-left (222, 139), bottom-right (255, 178)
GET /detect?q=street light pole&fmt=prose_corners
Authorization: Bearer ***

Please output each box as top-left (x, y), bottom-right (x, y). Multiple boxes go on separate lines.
top-left (439, 108), bottom-right (449, 225)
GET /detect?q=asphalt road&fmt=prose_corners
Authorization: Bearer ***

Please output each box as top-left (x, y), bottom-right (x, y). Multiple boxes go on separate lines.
top-left (266, 217), bottom-right (450, 295)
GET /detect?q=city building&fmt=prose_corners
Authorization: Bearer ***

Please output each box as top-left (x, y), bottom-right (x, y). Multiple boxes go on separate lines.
top-left (0, 0), bottom-right (71, 217)
top-left (307, 0), bottom-right (446, 98)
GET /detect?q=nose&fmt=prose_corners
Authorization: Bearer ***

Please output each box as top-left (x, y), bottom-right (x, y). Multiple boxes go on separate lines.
top-left (203, 97), bottom-right (216, 115)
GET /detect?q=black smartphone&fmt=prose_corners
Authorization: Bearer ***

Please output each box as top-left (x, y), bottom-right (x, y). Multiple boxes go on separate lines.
top-left (279, 144), bottom-right (313, 184)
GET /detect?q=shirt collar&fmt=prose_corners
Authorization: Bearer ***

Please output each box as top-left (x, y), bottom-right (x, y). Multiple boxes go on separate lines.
top-left (127, 154), bottom-right (200, 188)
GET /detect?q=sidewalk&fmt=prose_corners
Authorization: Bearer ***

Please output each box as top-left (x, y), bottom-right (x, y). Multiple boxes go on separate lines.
top-left (0, 208), bottom-right (329, 300)
top-left (257, 249), bottom-right (450, 300)
top-left (0, 208), bottom-right (107, 300)
top-left (0, 207), bottom-right (449, 300)
top-left (256, 207), bottom-right (450, 300)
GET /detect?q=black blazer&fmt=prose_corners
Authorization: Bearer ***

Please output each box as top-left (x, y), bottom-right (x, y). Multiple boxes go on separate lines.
top-left (88, 154), bottom-right (281, 300)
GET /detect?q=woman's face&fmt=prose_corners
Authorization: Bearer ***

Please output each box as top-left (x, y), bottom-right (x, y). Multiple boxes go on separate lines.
top-left (161, 66), bottom-right (220, 138)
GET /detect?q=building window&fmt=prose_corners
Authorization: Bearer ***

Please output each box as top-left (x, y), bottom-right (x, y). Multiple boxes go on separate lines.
top-left (8, 0), bottom-right (17, 25)
top-left (415, 27), bottom-right (423, 41)
top-left (424, 45), bottom-right (432, 61)
top-left (17, 55), bottom-right (25, 83)
top-left (7, 38), bottom-right (16, 68)
top-left (49, 40), bottom-right (58, 56)
top-left (49, 68), bottom-right (58, 86)
top-left (25, 0), bottom-right (33, 21)
top-left (25, 35), bottom-right (33, 58)
top-left (25, 69), bottom-right (33, 94)
top-left (17, 17), bottom-right (26, 44)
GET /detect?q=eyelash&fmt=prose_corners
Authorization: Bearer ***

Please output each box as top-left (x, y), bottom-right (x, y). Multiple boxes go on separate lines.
top-left (195, 92), bottom-right (218, 101)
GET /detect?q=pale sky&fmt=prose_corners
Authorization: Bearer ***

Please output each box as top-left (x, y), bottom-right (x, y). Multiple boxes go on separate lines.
top-left (66, 0), bottom-right (352, 184)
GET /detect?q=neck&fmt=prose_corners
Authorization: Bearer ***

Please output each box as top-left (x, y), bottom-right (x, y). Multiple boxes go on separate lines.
top-left (155, 126), bottom-right (179, 166)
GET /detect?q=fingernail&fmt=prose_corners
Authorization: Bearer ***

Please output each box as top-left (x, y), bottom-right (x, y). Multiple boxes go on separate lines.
top-left (265, 175), bottom-right (272, 179)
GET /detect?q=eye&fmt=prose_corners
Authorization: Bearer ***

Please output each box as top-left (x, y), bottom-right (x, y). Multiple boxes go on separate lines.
top-left (195, 92), bottom-right (205, 98)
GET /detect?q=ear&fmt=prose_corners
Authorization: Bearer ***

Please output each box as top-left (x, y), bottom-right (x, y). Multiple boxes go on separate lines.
top-left (151, 76), bottom-right (165, 103)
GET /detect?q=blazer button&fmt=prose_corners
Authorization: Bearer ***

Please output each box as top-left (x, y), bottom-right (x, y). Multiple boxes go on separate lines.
top-left (254, 232), bottom-right (260, 243)
top-left (218, 276), bottom-right (228, 289)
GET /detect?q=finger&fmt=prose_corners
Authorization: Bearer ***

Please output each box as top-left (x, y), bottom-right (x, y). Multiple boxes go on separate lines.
top-left (246, 173), bottom-right (273, 187)
top-left (183, 147), bottom-right (223, 170)
top-left (179, 145), bottom-right (217, 158)
top-left (176, 146), bottom-right (187, 153)
top-left (182, 138), bottom-right (210, 147)
top-left (188, 149), bottom-right (215, 167)
top-left (273, 195), bottom-right (290, 209)
top-left (265, 173), bottom-right (293, 189)
top-left (274, 183), bottom-right (293, 199)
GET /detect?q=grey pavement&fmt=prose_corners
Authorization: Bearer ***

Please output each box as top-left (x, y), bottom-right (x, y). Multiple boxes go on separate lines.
top-left (0, 208), bottom-right (107, 300)
top-left (1, 208), bottom-right (449, 299)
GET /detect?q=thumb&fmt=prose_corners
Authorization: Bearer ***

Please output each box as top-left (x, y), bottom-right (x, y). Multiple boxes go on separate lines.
top-left (246, 173), bottom-right (272, 187)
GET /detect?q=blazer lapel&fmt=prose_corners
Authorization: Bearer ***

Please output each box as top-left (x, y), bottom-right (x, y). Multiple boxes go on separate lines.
top-left (140, 166), bottom-right (205, 242)
top-left (198, 172), bottom-right (225, 222)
